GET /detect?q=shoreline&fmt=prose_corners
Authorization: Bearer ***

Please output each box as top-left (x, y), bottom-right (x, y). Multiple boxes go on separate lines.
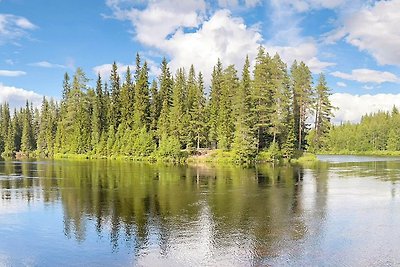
top-left (2, 150), bottom-right (320, 165)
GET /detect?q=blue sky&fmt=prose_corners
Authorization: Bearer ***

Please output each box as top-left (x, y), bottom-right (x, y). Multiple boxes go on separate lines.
top-left (1, 0), bottom-right (400, 122)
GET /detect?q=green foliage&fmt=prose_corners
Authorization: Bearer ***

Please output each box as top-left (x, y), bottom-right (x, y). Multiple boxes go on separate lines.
top-left (156, 135), bottom-right (184, 161)
top-left (325, 109), bottom-right (400, 154)
top-left (0, 50), bottom-right (327, 163)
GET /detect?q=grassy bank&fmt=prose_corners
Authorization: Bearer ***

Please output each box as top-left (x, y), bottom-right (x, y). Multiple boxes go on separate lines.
top-left (6, 150), bottom-right (320, 166)
top-left (318, 150), bottom-right (400, 157)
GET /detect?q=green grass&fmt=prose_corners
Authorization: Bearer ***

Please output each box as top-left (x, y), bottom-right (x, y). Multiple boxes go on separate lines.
top-left (319, 150), bottom-right (400, 157)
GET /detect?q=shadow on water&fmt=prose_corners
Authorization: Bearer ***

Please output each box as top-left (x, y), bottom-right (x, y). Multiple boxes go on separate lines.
top-left (1, 157), bottom-right (400, 266)
top-left (0, 160), bottom-right (316, 264)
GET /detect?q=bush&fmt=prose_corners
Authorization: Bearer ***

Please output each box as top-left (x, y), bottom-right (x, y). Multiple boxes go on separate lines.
top-left (156, 135), bottom-right (185, 162)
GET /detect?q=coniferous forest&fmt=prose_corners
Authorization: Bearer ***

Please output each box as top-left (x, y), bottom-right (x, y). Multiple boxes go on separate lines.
top-left (0, 47), bottom-right (334, 162)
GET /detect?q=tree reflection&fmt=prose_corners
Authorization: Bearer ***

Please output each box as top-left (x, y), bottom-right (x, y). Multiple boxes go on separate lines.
top-left (0, 160), bottom-right (330, 264)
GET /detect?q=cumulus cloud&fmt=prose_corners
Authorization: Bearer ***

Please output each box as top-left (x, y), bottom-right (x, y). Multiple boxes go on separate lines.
top-left (106, 0), bottom-right (334, 82)
top-left (330, 93), bottom-right (400, 123)
top-left (29, 61), bottom-right (66, 68)
top-left (331, 69), bottom-right (400, 84)
top-left (0, 70), bottom-right (26, 77)
top-left (270, 0), bottom-right (346, 13)
top-left (92, 62), bottom-right (134, 80)
top-left (265, 42), bottom-right (335, 73)
top-left (218, 0), bottom-right (260, 8)
top-left (326, 0), bottom-right (400, 66)
top-left (0, 14), bottom-right (36, 44)
top-left (164, 10), bottom-right (262, 81)
top-left (336, 81), bottom-right (346, 87)
top-left (0, 83), bottom-right (42, 109)
top-left (107, 0), bottom-right (207, 47)
top-left (107, 1), bottom-right (263, 84)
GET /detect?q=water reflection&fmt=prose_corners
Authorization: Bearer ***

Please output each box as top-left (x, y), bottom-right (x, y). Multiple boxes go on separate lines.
top-left (0, 159), bottom-right (400, 266)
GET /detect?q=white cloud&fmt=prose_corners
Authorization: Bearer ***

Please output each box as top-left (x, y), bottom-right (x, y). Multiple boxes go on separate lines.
top-left (107, 1), bottom-right (262, 84)
top-left (0, 14), bottom-right (36, 44)
top-left (363, 85), bottom-right (374, 90)
top-left (92, 62), bottom-right (133, 79)
top-left (29, 61), bottom-right (66, 68)
top-left (265, 42), bottom-right (335, 73)
top-left (244, 0), bottom-right (260, 8)
top-left (107, 0), bottom-right (207, 47)
top-left (331, 69), bottom-right (400, 84)
top-left (336, 81), bottom-right (346, 87)
top-left (0, 83), bottom-right (42, 109)
top-left (326, 0), bottom-right (400, 65)
top-left (0, 70), bottom-right (26, 77)
top-left (271, 0), bottom-right (346, 13)
top-left (218, 0), bottom-right (239, 8)
top-left (164, 10), bottom-right (262, 82)
top-left (331, 93), bottom-right (400, 123)
top-left (218, 0), bottom-right (260, 8)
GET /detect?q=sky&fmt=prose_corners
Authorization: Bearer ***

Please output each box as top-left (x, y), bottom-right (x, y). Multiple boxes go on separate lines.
top-left (1, 0), bottom-right (400, 123)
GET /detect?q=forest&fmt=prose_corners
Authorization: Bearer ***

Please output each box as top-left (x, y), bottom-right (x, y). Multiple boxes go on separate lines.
top-left (322, 107), bottom-right (400, 154)
top-left (0, 46), bottom-right (334, 162)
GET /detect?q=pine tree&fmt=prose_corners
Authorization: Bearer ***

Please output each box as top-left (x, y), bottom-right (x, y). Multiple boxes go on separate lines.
top-left (121, 66), bottom-right (134, 128)
top-left (208, 59), bottom-right (223, 148)
top-left (133, 62), bottom-right (150, 131)
top-left (157, 58), bottom-right (173, 138)
top-left (169, 68), bottom-right (186, 146)
top-left (62, 72), bottom-right (71, 103)
top-left (251, 47), bottom-right (273, 152)
top-left (291, 61), bottom-right (314, 150)
top-left (189, 72), bottom-right (207, 150)
top-left (110, 62), bottom-right (121, 129)
top-left (217, 65), bottom-right (237, 150)
top-left (313, 73), bottom-right (334, 151)
top-left (232, 56), bottom-right (257, 160)
top-left (21, 101), bottom-right (35, 154)
top-left (149, 79), bottom-right (159, 134)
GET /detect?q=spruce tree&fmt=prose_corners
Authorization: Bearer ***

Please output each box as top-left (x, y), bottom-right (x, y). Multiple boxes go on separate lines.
top-left (169, 68), bottom-right (186, 146)
top-left (232, 56), bottom-right (257, 160)
top-left (157, 58), bottom-right (173, 138)
top-left (217, 65), bottom-right (237, 150)
top-left (251, 47), bottom-right (273, 152)
top-left (208, 59), bottom-right (223, 148)
top-left (133, 62), bottom-right (150, 131)
top-left (149, 79), bottom-right (159, 134)
top-left (121, 66), bottom-right (134, 128)
top-left (110, 62), bottom-right (121, 129)
top-left (313, 73), bottom-right (334, 151)
top-left (291, 61), bottom-right (314, 150)
top-left (21, 101), bottom-right (35, 154)
top-left (189, 72), bottom-right (206, 150)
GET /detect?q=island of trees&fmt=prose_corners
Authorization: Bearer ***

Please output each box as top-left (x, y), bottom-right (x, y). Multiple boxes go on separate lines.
top-left (0, 47), bottom-right (334, 163)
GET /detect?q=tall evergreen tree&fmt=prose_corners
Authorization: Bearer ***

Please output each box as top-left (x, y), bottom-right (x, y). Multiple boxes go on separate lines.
top-left (208, 59), bottom-right (223, 148)
top-left (291, 61), bottom-right (314, 150)
top-left (232, 56), bottom-right (257, 160)
top-left (157, 58), bottom-right (173, 138)
top-left (169, 68), bottom-right (187, 146)
top-left (121, 66), bottom-right (134, 128)
top-left (189, 72), bottom-right (207, 150)
top-left (251, 47), bottom-right (273, 152)
top-left (21, 101), bottom-right (35, 153)
top-left (133, 61), bottom-right (150, 131)
top-left (217, 65), bottom-right (237, 150)
top-left (110, 62), bottom-right (121, 129)
top-left (149, 79), bottom-right (159, 134)
top-left (312, 73), bottom-right (334, 151)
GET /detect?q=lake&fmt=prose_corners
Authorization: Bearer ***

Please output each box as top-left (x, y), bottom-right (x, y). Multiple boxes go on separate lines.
top-left (1, 156), bottom-right (400, 266)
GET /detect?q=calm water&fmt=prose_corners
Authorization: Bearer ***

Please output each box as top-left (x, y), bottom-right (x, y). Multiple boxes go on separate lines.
top-left (1, 157), bottom-right (400, 266)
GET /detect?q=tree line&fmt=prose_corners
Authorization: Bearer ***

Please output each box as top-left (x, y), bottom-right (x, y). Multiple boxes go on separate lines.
top-left (324, 107), bottom-right (400, 153)
top-left (0, 47), bottom-right (334, 162)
